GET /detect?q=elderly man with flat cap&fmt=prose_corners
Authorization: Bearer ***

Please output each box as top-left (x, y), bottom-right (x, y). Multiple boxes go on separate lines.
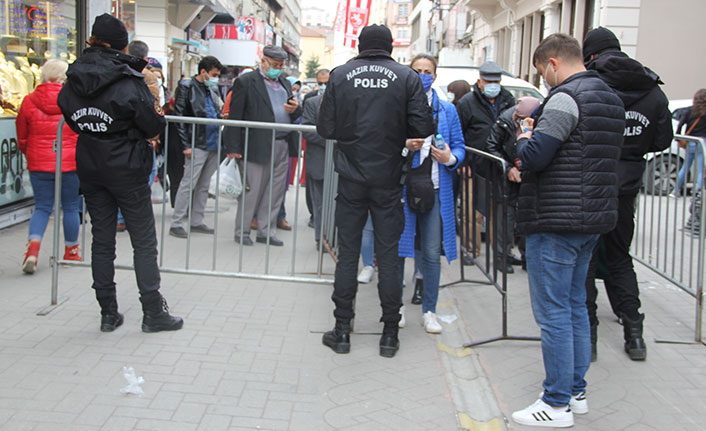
top-left (225, 45), bottom-right (301, 246)
top-left (456, 61), bottom-right (516, 271)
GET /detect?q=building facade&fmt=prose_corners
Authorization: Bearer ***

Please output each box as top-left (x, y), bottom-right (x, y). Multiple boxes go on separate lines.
top-left (300, 26), bottom-right (334, 80)
top-left (385, 0), bottom-right (412, 64)
top-left (458, 0), bottom-right (705, 99)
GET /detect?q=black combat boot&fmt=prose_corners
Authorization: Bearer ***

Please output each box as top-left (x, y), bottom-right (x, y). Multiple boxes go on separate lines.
top-left (590, 323), bottom-right (598, 362)
top-left (379, 323), bottom-right (400, 358)
top-left (621, 313), bottom-right (646, 361)
top-left (140, 293), bottom-right (184, 333)
top-left (97, 296), bottom-right (123, 332)
top-left (322, 321), bottom-right (351, 353)
top-left (411, 278), bottom-right (423, 305)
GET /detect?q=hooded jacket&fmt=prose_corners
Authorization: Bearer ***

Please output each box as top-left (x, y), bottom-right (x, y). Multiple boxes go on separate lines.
top-left (58, 46), bottom-right (166, 184)
top-left (316, 49), bottom-right (434, 187)
top-left (586, 50), bottom-right (673, 195)
top-left (16, 82), bottom-right (78, 172)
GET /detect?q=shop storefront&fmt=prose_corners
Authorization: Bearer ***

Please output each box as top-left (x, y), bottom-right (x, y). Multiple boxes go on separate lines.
top-left (0, 0), bottom-right (80, 227)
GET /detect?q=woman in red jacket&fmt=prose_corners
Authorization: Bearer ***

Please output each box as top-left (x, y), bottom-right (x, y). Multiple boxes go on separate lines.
top-left (16, 59), bottom-right (81, 273)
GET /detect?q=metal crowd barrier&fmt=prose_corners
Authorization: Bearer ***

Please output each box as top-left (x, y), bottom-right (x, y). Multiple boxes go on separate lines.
top-left (633, 134), bottom-right (706, 344)
top-left (445, 146), bottom-right (539, 347)
top-left (42, 116), bottom-right (339, 314)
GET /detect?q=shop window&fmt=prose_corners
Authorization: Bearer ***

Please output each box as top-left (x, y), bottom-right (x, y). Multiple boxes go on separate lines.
top-left (0, 0), bottom-right (78, 210)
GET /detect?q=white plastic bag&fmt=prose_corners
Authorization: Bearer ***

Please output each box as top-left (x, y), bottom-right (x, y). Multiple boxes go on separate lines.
top-left (120, 366), bottom-right (145, 395)
top-left (209, 158), bottom-right (242, 200)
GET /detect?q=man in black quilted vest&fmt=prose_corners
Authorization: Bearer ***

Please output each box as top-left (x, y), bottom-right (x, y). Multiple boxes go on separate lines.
top-left (510, 34), bottom-right (625, 429)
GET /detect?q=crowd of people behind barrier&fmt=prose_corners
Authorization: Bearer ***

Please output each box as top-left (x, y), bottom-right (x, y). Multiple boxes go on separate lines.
top-left (13, 13), bottom-right (706, 429)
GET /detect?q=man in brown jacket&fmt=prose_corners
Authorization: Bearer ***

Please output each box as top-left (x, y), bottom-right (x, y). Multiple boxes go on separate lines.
top-left (128, 40), bottom-right (160, 103)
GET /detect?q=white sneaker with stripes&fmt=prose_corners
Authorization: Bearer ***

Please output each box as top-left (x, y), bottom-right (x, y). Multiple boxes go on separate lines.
top-left (512, 398), bottom-right (574, 428)
top-left (540, 391), bottom-right (588, 415)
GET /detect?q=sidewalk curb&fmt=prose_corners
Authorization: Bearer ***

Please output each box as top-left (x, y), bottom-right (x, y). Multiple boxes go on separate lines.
top-left (435, 293), bottom-right (509, 431)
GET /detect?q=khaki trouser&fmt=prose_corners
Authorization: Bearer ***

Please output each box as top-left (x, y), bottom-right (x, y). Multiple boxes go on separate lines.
top-left (462, 175), bottom-right (483, 257)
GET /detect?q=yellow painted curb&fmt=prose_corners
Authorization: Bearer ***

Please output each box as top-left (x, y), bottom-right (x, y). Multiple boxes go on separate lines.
top-left (458, 413), bottom-right (503, 431)
top-left (437, 342), bottom-right (473, 358)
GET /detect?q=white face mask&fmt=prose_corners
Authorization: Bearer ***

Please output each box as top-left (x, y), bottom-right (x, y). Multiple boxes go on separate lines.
top-left (543, 62), bottom-right (558, 90)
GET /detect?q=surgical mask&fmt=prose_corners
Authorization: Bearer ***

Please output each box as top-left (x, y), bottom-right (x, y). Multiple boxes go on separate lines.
top-left (318, 84), bottom-right (326, 94)
top-left (419, 73), bottom-right (434, 92)
top-left (266, 67), bottom-right (282, 79)
top-left (157, 78), bottom-right (163, 87)
top-left (205, 76), bottom-right (219, 87)
top-left (543, 62), bottom-right (558, 90)
top-left (483, 83), bottom-right (501, 99)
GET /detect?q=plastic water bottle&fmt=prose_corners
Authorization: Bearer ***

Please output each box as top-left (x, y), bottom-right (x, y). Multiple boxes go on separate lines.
top-left (434, 133), bottom-right (447, 150)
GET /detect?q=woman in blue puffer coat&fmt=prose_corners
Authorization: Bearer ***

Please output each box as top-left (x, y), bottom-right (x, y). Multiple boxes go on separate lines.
top-left (399, 54), bottom-right (466, 334)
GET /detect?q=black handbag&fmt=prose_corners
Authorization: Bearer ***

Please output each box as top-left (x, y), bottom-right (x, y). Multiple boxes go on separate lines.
top-left (404, 95), bottom-right (439, 214)
top-left (405, 155), bottom-right (435, 213)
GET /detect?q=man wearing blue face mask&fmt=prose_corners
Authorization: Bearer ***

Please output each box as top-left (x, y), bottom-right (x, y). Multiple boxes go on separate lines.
top-left (224, 46), bottom-right (301, 246)
top-left (456, 61), bottom-right (515, 265)
top-left (169, 55), bottom-right (224, 239)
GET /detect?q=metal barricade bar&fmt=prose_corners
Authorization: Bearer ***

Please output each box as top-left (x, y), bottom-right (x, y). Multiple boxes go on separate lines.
top-left (44, 116), bottom-right (339, 314)
top-left (633, 134), bottom-right (705, 344)
top-left (453, 146), bottom-right (539, 347)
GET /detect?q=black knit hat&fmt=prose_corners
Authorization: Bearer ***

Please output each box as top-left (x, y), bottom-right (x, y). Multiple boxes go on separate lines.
top-left (92, 13), bottom-right (129, 51)
top-left (583, 27), bottom-right (621, 62)
top-left (358, 25), bottom-right (393, 53)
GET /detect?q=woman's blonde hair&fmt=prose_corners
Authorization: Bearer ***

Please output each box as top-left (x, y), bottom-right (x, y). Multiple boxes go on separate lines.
top-left (40, 59), bottom-right (69, 84)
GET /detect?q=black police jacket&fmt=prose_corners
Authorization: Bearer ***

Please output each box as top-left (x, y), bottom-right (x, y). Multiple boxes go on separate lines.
top-left (316, 49), bottom-right (434, 187)
top-left (223, 69), bottom-right (302, 164)
top-left (58, 46), bottom-right (165, 184)
top-left (587, 50), bottom-right (673, 195)
top-left (173, 77), bottom-right (223, 151)
top-left (456, 83), bottom-right (515, 176)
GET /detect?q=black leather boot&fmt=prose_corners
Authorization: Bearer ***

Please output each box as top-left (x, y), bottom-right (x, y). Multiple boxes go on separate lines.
top-left (379, 323), bottom-right (400, 358)
top-left (141, 293), bottom-right (184, 333)
top-left (411, 278), bottom-right (423, 305)
top-left (590, 323), bottom-right (598, 362)
top-left (97, 296), bottom-right (123, 332)
top-left (621, 313), bottom-right (646, 361)
top-left (322, 321), bottom-right (351, 353)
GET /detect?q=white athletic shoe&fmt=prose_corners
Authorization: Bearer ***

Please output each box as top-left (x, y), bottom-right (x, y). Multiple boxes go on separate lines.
top-left (539, 391), bottom-right (588, 415)
top-left (357, 266), bottom-right (375, 284)
top-left (511, 398), bottom-right (574, 428)
top-left (399, 305), bottom-right (406, 328)
top-left (422, 311), bottom-right (442, 334)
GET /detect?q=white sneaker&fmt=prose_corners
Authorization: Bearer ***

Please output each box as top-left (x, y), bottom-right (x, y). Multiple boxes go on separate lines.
top-left (399, 305), bottom-right (406, 328)
top-left (357, 266), bottom-right (375, 284)
top-left (539, 391), bottom-right (588, 415)
top-left (422, 311), bottom-right (442, 334)
top-left (512, 398), bottom-right (573, 428)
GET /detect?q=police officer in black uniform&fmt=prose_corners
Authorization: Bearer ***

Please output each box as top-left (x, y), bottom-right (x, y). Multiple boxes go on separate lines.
top-left (58, 14), bottom-right (183, 333)
top-left (317, 25), bottom-right (434, 357)
top-left (582, 27), bottom-right (673, 361)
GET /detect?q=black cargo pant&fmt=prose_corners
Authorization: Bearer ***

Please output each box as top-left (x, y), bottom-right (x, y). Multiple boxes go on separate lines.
top-left (80, 178), bottom-right (161, 302)
top-left (332, 178), bottom-right (405, 325)
top-left (585, 193), bottom-right (641, 326)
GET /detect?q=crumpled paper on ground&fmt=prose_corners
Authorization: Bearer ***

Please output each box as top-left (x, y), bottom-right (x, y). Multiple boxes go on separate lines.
top-left (120, 366), bottom-right (145, 395)
top-left (437, 314), bottom-right (457, 324)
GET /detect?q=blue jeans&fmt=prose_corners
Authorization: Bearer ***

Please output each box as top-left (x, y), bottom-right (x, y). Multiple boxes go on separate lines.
top-left (361, 214), bottom-right (375, 267)
top-left (118, 150), bottom-right (158, 224)
top-left (675, 142), bottom-right (704, 192)
top-left (28, 171), bottom-right (80, 245)
top-left (399, 191), bottom-right (441, 313)
top-left (526, 232), bottom-right (599, 407)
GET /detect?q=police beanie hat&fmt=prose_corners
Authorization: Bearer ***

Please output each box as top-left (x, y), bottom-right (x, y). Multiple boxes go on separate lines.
top-left (583, 27), bottom-right (621, 62)
top-left (92, 13), bottom-right (129, 51)
top-left (358, 25), bottom-right (393, 54)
